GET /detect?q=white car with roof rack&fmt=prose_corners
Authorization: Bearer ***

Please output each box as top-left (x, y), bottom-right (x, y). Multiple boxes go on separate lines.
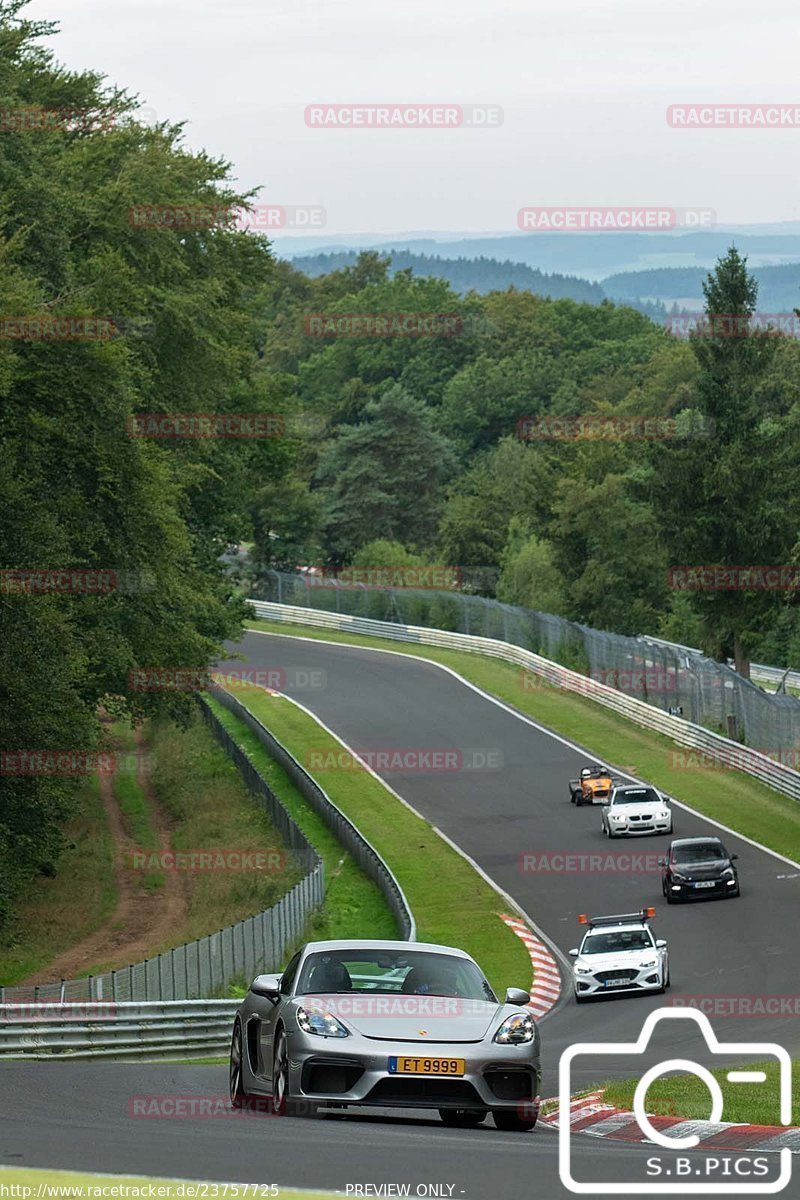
top-left (601, 782), bottom-right (673, 837)
top-left (569, 908), bottom-right (670, 1003)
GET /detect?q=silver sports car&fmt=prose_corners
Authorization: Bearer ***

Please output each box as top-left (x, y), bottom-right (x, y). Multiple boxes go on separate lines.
top-left (229, 938), bottom-right (542, 1131)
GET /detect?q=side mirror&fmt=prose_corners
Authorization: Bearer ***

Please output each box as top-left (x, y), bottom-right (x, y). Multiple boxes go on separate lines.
top-left (730, 853), bottom-right (738, 861)
top-left (505, 987), bottom-right (531, 1007)
top-left (568, 948), bottom-right (579, 957)
top-left (655, 939), bottom-right (667, 949)
top-left (250, 973), bottom-right (281, 1000)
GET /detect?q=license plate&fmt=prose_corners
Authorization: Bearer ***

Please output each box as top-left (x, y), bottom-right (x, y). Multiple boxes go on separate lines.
top-left (388, 1056), bottom-right (465, 1076)
top-left (603, 978), bottom-right (632, 988)
top-left (693, 881), bottom-right (716, 888)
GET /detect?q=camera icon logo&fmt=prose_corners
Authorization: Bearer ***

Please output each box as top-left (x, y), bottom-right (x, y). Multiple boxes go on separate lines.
top-left (559, 1007), bottom-right (792, 1194)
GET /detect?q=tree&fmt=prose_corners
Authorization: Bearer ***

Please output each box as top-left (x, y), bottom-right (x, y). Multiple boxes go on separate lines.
top-left (650, 248), bottom-right (800, 677)
top-left (315, 384), bottom-right (457, 561)
top-left (496, 520), bottom-right (567, 614)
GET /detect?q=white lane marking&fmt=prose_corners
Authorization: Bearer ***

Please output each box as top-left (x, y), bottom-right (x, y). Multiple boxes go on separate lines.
top-left (245, 625), bottom-right (800, 871)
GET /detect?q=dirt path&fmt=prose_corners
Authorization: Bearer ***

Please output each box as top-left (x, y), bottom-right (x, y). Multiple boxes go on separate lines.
top-left (23, 730), bottom-right (190, 984)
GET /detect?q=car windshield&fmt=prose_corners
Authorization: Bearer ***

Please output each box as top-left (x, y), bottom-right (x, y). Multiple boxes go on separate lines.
top-left (581, 930), bottom-right (653, 954)
top-left (614, 787), bottom-right (659, 805)
top-left (673, 844), bottom-right (726, 864)
top-left (296, 949), bottom-right (497, 1001)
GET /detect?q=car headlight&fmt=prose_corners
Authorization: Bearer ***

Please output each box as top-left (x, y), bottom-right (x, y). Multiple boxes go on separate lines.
top-left (657, 810), bottom-right (669, 819)
top-left (672, 871), bottom-right (687, 882)
top-left (639, 959), bottom-right (657, 969)
top-left (721, 867), bottom-right (734, 878)
top-left (494, 1012), bottom-right (536, 1044)
top-left (296, 1006), bottom-right (350, 1038)
top-left (610, 812), bottom-right (626, 821)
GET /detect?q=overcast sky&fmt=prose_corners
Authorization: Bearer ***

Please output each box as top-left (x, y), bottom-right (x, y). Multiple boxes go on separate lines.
top-left (27, 0), bottom-right (800, 234)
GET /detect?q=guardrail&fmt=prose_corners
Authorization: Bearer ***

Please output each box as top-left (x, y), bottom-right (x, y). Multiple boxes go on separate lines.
top-left (0, 1000), bottom-right (239, 1060)
top-left (248, 600), bottom-right (800, 803)
top-left (208, 683), bottom-right (416, 940)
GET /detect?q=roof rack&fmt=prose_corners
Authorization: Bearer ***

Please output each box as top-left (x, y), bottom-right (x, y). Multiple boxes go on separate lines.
top-left (578, 907), bottom-right (656, 928)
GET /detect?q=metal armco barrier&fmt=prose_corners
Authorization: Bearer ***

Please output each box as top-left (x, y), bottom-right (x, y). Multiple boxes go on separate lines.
top-left (248, 600), bottom-right (800, 804)
top-left (0, 1000), bottom-right (239, 1060)
top-left (0, 703), bottom-right (325, 1006)
top-left (207, 683), bottom-right (416, 941)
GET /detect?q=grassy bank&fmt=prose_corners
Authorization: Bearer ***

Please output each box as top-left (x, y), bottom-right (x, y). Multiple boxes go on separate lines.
top-left (601, 1060), bottom-right (800, 1126)
top-left (0, 774), bottom-right (116, 985)
top-left (146, 710), bottom-right (306, 947)
top-left (246, 618), bottom-right (800, 865)
top-left (211, 684), bottom-right (533, 999)
top-left (206, 696), bottom-right (399, 945)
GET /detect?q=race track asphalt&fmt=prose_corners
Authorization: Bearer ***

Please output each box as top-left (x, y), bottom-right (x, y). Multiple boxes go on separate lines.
top-left (2, 630), bottom-right (797, 1199)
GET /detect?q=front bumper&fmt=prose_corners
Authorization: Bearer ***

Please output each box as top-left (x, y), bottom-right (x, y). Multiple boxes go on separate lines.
top-left (286, 1033), bottom-right (541, 1111)
top-left (668, 876), bottom-right (737, 898)
top-left (574, 966), bottom-right (664, 998)
top-left (607, 815), bottom-right (671, 835)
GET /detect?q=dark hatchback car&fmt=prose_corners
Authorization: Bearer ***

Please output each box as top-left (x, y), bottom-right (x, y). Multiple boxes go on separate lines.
top-left (660, 836), bottom-right (740, 902)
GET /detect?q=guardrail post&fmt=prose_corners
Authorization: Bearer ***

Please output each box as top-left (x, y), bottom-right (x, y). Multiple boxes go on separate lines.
top-left (111, 971), bottom-right (117, 1002)
top-left (60, 979), bottom-right (66, 1002)
top-left (171, 949), bottom-right (176, 1000)
top-left (144, 959), bottom-right (148, 1002)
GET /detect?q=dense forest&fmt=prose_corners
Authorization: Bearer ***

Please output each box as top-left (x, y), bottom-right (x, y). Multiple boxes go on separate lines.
top-left (2, 0), bottom-right (800, 937)
top-left (294, 250), bottom-right (606, 304)
top-left (604, 263), bottom-right (800, 311)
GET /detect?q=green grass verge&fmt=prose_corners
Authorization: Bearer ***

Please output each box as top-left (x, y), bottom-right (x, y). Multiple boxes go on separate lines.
top-left (246, 618), bottom-right (800, 865)
top-left (211, 684), bottom-right (532, 999)
top-left (146, 711), bottom-right (306, 948)
top-left (205, 696), bottom-right (398, 950)
top-left (601, 1060), bottom-right (800, 1126)
top-left (0, 774), bottom-right (117, 985)
top-left (0, 1167), bottom-right (335, 1200)
top-left (110, 722), bottom-right (165, 893)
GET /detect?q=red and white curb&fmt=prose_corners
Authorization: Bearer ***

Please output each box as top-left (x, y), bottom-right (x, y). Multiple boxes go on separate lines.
top-left (499, 913), bottom-right (562, 1018)
top-left (539, 1090), bottom-right (800, 1153)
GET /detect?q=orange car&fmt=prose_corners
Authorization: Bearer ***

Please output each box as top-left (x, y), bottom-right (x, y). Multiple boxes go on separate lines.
top-left (569, 764), bottom-right (614, 806)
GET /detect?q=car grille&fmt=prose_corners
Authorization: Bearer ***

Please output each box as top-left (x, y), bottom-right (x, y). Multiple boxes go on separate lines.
top-left (628, 815), bottom-right (652, 822)
top-left (366, 1078), bottom-right (483, 1106)
top-left (595, 969), bottom-right (636, 983)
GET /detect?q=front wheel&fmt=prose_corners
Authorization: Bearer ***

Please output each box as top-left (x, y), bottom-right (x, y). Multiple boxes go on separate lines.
top-left (439, 1108), bottom-right (487, 1128)
top-left (493, 1108), bottom-right (537, 1132)
top-left (271, 1030), bottom-right (291, 1116)
top-left (229, 1020), bottom-right (247, 1109)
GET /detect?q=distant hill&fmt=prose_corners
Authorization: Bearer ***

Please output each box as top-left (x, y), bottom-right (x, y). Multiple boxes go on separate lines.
top-left (292, 249), bottom-right (606, 304)
top-left (276, 227), bottom-right (800, 281)
top-left (603, 263), bottom-right (800, 312)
